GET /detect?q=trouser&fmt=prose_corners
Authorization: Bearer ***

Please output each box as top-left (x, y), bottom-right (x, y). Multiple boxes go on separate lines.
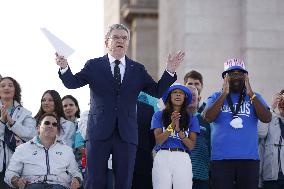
top-left (107, 168), bottom-right (114, 189)
top-left (152, 150), bottom-right (193, 189)
top-left (84, 128), bottom-right (137, 189)
top-left (132, 172), bottom-right (153, 189)
top-left (0, 170), bottom-right (11, 189)
top-left (263, 179), bottom-right (284, 189)
top-left (211, 159), bottom-right (259, 189)
top-left (192, 179), bottom-right (210, 189)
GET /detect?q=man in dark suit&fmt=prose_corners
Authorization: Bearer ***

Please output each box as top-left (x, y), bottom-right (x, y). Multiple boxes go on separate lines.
top-left (132, 101), bottom-right (155, 189)
top-left (55, 24), bottom-right (185, 189)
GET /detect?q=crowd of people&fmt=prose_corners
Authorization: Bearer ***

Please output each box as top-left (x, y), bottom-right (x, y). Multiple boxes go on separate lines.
top-left (0, 23), bottom-right (283, 189)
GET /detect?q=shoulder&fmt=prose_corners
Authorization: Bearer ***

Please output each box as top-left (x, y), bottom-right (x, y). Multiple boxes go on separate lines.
top-left (126, 56), bottom-right (145, 69)
top-left (13, 103), bottom-right (33, 116)
top-left (84, 55), bottom-right (108, 66)
top-left (209, 91), bottom-right (222, 98)
top-left (151, 111), bottom-right (164, 129)
top-left (206, 91), bottom-right (222, 105)
top-left (253, 92), bottom-right (269, 107)
top-left (60, 117), bottom-right (74, 126)
top-left (55, 142), bottom-right (74, 153)
top-left (15, 139), bottom-right (35, 152)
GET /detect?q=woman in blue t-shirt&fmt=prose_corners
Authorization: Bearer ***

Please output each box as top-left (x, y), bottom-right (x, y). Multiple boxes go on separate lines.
top-left (151, 84), bottom-right (200, 189)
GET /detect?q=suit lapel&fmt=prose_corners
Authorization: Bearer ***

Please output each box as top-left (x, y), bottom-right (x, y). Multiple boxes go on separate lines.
top-left (101, 54), bottom-right (116, 85)
top-left (121, 56), bottom-right (135, 90)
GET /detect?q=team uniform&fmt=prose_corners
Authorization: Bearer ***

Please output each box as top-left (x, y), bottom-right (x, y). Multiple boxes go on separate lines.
top-left (151, 111), bottom-right (200, 189)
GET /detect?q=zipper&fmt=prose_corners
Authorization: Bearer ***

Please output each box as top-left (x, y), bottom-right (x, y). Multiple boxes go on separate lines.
top-left (43, 148), bottom-right (50, 182)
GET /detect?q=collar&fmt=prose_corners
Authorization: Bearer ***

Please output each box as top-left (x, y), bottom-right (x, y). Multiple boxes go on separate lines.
top-left (107, 53), bottom-right (126, 67)
top-left (32, 136), bottom-right (63, 146)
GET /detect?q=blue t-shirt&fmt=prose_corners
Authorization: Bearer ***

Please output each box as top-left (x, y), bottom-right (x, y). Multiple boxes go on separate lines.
top-left (206, 91), bottom-right (269, 160)
top-left (151, 111), bottom-right (200, 153)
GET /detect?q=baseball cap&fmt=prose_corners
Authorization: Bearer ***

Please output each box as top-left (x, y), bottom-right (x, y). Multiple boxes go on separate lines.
top-left (162, 84), bottom-right (192, 106)
top-left (222, 58), bottom-right (248, 78)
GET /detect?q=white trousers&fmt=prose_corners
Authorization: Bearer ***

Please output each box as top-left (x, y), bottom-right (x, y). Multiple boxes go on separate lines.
top-left (152, 150), bottom-right (193, 189)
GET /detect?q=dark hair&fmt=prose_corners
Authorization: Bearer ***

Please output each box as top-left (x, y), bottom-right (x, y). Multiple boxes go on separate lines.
top-left (162, 91), bottom-right (189, 131)
top-left (280, 90), bottom-right (284, 95)
top-left (0, 77), bottom-right (22, 104)
top-left (62, 95), bottom-right (81, 118)
top-left (183, 70), bottom-right (203, 86)
top-left (38, 112), bottom-right (61, 132)
top-left (35, 90), bottom-right (66, 123)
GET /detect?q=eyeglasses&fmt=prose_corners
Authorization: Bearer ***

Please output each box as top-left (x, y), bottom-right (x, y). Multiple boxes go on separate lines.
top-left (43, 121), bottom-right (58, 127)
top-left (108, 35), bottom-right (128, 41)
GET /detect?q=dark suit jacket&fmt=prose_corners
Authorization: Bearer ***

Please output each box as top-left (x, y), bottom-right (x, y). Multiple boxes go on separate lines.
top-left (134, 101), bottom-right (155, 175)
top-left (59, 54), bottom-right (176, 144)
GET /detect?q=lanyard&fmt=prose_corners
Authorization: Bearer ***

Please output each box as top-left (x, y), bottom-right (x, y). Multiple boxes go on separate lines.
top-left (226, 90), bottom-right (245, 118)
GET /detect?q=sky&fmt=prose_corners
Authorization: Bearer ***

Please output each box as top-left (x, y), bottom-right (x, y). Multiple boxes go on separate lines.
top-left (0, 0), bottom-right (104, 115)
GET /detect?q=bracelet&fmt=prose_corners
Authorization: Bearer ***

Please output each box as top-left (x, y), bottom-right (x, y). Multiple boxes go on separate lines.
top-left (166, 124), bottom-right (174, 133)
top-left (250, 93), bottom-right (256, 103)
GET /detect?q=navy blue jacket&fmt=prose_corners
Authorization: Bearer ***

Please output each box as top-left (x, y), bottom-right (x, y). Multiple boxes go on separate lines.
top-left (59, 55), bottom-right (176, 144)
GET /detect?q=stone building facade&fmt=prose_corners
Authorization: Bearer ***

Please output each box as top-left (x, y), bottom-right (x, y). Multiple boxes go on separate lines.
top-left (105, 0), bottom-right (284, 103)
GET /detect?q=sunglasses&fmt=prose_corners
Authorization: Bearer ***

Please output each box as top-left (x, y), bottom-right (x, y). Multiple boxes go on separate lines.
top-left (43, 121), bottom-right (58, 127)
top-left (227, 72), bottom-right (245, 77)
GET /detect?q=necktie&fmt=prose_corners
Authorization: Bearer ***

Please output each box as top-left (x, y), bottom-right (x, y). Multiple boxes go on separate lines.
top-left (114, 60), bottom-right (121, 86)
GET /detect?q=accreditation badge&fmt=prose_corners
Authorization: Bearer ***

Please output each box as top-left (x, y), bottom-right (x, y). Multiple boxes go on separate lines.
top-left (230, 116), bottom-right (243, 129)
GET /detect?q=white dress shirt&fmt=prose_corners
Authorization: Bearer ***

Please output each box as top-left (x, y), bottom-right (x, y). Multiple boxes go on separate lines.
top-left (107, 54), bottom-right (126, 83)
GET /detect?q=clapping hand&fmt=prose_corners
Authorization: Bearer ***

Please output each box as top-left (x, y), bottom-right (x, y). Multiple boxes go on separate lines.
top-left (171, 111), bottom-right (181, 131)
top-left (1, 104), bottom-right (14, 127)
top-left (15, 177), bottom-right (27, 189)
top-left (70, 177), bottom-right (80, 189)
top-left (0, 104), bottom-right (8, 123)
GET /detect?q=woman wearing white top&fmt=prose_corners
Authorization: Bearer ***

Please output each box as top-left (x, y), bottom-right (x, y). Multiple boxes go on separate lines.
top-left (0, 76), bottom-right (37, 188)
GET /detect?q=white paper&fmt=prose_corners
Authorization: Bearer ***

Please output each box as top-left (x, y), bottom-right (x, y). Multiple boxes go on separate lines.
top-left (40, 27), bottom-right (74, 58)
